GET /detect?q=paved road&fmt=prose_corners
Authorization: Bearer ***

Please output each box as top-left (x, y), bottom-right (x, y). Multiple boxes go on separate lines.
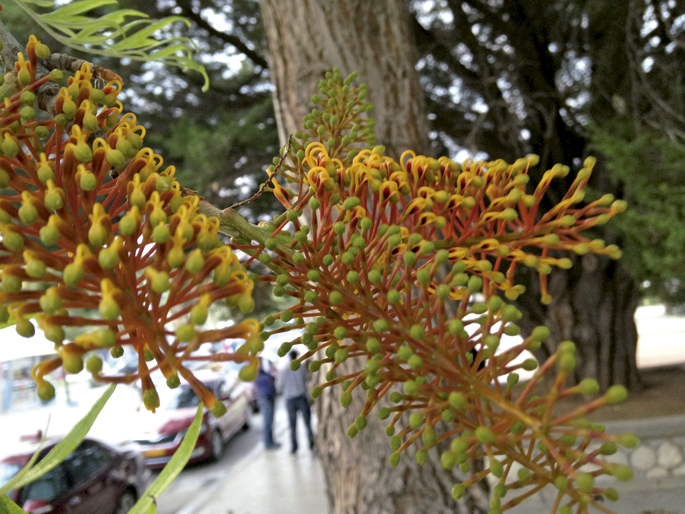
top-left (154, 419), bottom-right (263, 514)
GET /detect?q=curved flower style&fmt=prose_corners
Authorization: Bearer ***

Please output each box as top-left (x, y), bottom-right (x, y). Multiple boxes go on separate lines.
top-left (0, 37), bottom-right (258, 415)
top-left (250, 70), bottom-right (634, 512)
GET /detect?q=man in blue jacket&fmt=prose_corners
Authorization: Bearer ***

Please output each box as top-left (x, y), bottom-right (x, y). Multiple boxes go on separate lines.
top-left (278, 351), bottom-right (315, 454)
top-left (253, 358), bottom-right (279, 449)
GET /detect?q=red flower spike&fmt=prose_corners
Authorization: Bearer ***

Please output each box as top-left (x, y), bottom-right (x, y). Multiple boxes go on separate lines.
top-left (0, 38), bottom-right (259, 413)
top-left (253, 70), bottom-right (633, 512)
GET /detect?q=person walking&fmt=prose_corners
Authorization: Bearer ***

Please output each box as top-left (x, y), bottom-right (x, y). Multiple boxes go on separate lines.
top-left (278, 351), bottom-right (315, 454)
top-left (253, 358), bottom-right (279, 449)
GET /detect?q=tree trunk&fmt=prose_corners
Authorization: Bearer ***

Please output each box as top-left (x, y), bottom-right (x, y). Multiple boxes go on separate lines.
top-left (259, 0), bottom-right (429, 160)
top-left (516, 254), bottom-right (642, 391)
top-left (259, 1), bottom-right (488, 512)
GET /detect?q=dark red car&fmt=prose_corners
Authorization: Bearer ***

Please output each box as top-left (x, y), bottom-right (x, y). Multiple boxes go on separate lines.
top-left (131, 371), bottom-right (251, 468)
top-left (0, 437), bottom-right (150, 514)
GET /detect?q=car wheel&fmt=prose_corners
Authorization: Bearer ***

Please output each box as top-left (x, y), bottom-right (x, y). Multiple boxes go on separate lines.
top-left (114, 490), bottom-right (136, 514)
top-left (210, 429), bottom-right (223, 461)
top-left (242, 408), bottom-right (251, 431)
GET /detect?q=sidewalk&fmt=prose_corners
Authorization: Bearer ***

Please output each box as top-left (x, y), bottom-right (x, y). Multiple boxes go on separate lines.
top-left (187, 398), bottom-right (328, 514)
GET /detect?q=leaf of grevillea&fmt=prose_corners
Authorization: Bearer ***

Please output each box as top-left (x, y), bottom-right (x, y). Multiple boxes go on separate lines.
top-left (0, 495), bottom-right (30, 514)
top-left (128, 403), bottom-right (204, 514)
top-left (0, 384), bottom-right (115, 495)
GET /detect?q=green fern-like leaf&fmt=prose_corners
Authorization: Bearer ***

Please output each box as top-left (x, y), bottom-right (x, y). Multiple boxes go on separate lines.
top-left (13, 0), bottom-right (210, 90)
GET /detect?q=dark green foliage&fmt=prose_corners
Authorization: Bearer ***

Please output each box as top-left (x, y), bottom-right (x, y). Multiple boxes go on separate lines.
top-left (593, 124), bottom-right (685, 303)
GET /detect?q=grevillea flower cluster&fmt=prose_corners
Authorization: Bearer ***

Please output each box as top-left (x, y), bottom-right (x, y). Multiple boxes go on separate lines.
top-left (246, 70), bottom-right (635, 513)
top-left (0, 37), bottom-right (259, 415)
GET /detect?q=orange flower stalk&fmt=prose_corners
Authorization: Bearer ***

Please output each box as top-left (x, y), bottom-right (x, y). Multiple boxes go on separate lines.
top-left (0, 37), bottom-right (258, 415)
top-left (246, 69), bottom-right (634, 512)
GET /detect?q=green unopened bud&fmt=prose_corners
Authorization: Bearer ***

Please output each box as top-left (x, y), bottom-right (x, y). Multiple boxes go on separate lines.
top-left (610, 464), bottom-right (633, 482)
top-left (617, 433), bottom-right (639, 448)
top-left (64, 262), bottom-right (84, 286)
top-left (517, 468), bottom-right (532, 482)
top-left (176, 324), bottom-right (196, 343)
top-left (604, 385), bottom-right (628, 404)
top-left (578, 378), bottom-right (599, 395)
top-left (12, 314), bottom-right (34, 336)
top-left (448, 392), bottom-right (467, 411)
top-left (143, 389), bottom-right (160, 411)
top-left (475, 427), bottom-right (495, 444)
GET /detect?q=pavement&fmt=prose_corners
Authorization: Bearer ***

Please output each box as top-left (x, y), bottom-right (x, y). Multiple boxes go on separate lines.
top-left (179, 397), bottom-right (328, 514)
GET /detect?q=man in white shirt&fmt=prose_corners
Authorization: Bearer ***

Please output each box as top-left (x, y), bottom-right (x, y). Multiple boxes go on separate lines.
top-left (278, 351), bottom-right (315, 454)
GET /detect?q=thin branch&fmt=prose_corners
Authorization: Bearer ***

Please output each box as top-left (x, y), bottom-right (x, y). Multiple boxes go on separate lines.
top-left (0, 19), bottom-right (59, 116)
top-left (229, 135), bottom-right (292, 210)
top-left (175, 0), bottom-right (268, 70)
top-left (41, 53), bottom-right (122, 83)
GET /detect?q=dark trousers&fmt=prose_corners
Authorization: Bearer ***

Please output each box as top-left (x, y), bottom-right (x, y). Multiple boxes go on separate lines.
top-left (285, 395), bottom-right (314, 452)
top-left (257, 395), bottom-right (276, 448)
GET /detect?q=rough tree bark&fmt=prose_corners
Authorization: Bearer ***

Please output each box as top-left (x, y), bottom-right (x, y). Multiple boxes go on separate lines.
top-left (259, 0), bottom-right (429, 161)
top-left (259, 1), bottom-right (488, 512)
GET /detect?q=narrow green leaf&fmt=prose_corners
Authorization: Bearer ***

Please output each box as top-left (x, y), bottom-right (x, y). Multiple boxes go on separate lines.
top-left (128, 403), bottom-right (204, 514)
top-left (0, 384), bottom-right (116, 495)
top-left (0, 419), bottom-right (50, 494)
top-left (109, 17), bottom-right (191, 51)
top-left (41, 0), bottom-right (118, 19)
top-left (21, 0), bottom-right (55, 6)
top-left (0, 495), bottom-right (30, 514)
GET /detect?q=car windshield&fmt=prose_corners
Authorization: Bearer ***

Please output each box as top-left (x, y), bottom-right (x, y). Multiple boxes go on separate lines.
top-left (0, 462), bottom-right (21, 484)
top-left (161, 383), bottom-right (213, 410)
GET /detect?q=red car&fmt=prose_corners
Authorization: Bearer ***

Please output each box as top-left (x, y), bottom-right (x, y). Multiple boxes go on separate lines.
top-left (131, 371), bottom-right (251, 468)
top-left (0, 437), bottom-right (150, 514)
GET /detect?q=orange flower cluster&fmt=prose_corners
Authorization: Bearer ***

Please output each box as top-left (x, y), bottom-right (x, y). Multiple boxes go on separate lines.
top-left (0, 37), bottom-right (258, 415)
top-left (249, 70), bottom-right (633, 512)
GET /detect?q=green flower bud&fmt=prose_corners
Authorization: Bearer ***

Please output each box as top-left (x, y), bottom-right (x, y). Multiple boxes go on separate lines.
top-left (576, 473), bottom-right (594, 492)
top-left (44, 191), bottom-right (63, 210)
top-left (185, 251), bottom-right (204, 274)
top-left (37, 381), bottom-right (55, 401)
top-left (209, 401), bottom-right (227, 418)
top-left (176, 324), bottom-right (196, 342)
top-left (521, 359), bottom-right (538, 371)
top-left (143, 389), bottom-right (160, 411)
top-left (63, 262), bottom-right (84, 286)
top-left (475, 427), bottom-right (495, 444)
top-left (367, 270), bottom-right (382, 284)
top-left (94, 329), bottom-right (116, 348)
top-left (88, 223), bottom-right (107, 247)
top-left (577, 378), bottom-right (599, 395)
top-left (467, 275), bottom-right (482, 292)
top-left (152, 223), bottom-right (170, 243)
top-left (448, 392), bottom-right (467, 411)
top-left (0, 217), bottom-right (24, 243)
top-left (239, 295), bottom-right (255, 314)
top-left (26, 260), bottom-right (46, 278)
top-left (517, 468), bottom-right (532, 482)
top-left (604, 385), bottom-right (628, 404)
top-left (86, 355), bottom-right (103, 374)
top-left (237, 362), bottom-right (257, 381)
top-left (106, 149), bottom-right (126, 167)
top-left (531, 326), bottom-right (550, 341)
top-left (617, 433), bottom-right (639, 448)
top-left (16, 320), bottom-right (35, 338)
top-left (441, 451), bottom-right (458, 469)
top-left (62, 350), bottom-right (84, 374)
top-left (374, 319), bottom-right (389, 332)
top-left (98, 247), bottom-right (120, 269)
top-left (150, 270), bottom-right (170, 293)
top-left (559, 352), bottom-right (576, 372)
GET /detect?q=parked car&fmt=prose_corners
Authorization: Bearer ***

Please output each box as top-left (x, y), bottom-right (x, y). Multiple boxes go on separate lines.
top-left (130, 370), bottom-right (251, 468)
top-left (0, 437), bottom-right (150, 514)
